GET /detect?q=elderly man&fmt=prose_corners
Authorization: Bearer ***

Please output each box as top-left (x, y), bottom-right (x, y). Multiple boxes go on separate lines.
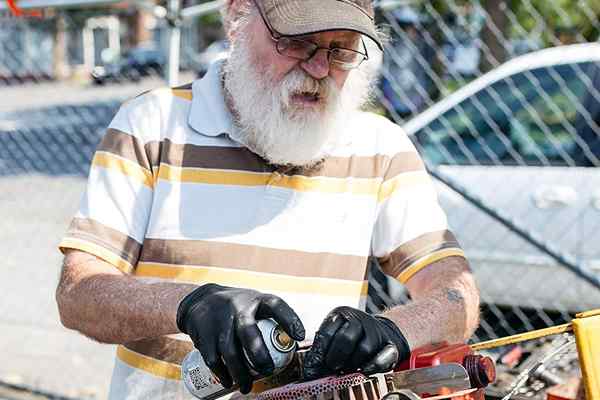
top-left (55, 0), bottom-right (480, 399)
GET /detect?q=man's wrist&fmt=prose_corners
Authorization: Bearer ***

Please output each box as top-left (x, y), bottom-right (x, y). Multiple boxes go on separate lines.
top-left (176, 283), bottom-right (226, 333)
top-left (374, 315), bottom-right (411, 364)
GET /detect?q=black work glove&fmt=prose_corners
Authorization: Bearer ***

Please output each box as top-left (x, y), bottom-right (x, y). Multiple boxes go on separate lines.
top-left (177, 284), bottom-right (305, 394)
top-left (303, 306), bottom-right (410, 380)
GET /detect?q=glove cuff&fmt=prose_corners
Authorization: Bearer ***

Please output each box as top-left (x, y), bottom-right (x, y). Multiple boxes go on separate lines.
top-left (374, 316), bottom-right (411, 365)
top-left (176, 283), bottom-right (226, 333)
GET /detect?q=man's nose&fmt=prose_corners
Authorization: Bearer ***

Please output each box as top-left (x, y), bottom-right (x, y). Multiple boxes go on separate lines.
top-left (300, 49), bottom-right (330, 80)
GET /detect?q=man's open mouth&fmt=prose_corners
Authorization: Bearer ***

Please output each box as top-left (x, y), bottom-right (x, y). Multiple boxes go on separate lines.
top-left (292, 92), bottom-right (321, 104)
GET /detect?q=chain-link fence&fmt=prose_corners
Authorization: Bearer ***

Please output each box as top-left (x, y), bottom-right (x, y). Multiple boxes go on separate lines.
top-left (1, 0), bottom-right (600, 397)
top-left (372, 0), bottom-right (600, 341)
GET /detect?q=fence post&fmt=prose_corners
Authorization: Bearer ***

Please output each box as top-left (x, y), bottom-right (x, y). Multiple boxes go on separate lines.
top-left (166, 0), bottom-right (180, 86)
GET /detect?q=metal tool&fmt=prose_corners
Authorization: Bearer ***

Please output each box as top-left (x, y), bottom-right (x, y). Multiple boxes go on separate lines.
top-left (255, 363), bottom-right (473, 400)
top-left (385, 363), bottom-right (472, 395)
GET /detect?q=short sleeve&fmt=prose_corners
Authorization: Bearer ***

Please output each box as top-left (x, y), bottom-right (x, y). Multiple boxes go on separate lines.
top-left (371, 143), bottom-right (465, 284)
top-left (59, 101), bottom-right (155, 273)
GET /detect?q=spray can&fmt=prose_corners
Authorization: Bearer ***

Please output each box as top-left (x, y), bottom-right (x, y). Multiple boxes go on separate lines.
top-left (181, 319), bottom-right (297, 400)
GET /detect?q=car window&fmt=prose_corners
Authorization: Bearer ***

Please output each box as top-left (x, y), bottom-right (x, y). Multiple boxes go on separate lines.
top-left (415, 61), bottom-right (600, 167)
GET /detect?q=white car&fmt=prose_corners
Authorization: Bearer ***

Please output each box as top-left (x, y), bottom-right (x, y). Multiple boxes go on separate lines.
top-left (402, 43), bottom-right (600, 312)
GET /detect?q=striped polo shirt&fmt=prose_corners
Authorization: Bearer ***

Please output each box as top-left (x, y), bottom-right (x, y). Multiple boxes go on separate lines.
top-left (59, 60), bottom-right (464, 399)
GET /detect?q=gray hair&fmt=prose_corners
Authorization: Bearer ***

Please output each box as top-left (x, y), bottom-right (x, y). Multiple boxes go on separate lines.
top-left (220, 0), bottom-right (255, 36)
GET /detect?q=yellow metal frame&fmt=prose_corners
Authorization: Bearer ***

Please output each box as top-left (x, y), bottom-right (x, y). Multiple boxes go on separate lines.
top-left (472, 308), bottom-right (600, 399)
top-left (573, 309), bottom-right (600, 400)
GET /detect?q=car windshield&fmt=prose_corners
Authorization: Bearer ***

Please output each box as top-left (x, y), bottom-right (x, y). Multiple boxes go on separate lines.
top-left (415, 61), bottom-right (600, 167)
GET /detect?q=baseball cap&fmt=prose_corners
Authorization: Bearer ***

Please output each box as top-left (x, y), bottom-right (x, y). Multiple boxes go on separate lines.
top-left (254, 0), bottom-right (383, 50)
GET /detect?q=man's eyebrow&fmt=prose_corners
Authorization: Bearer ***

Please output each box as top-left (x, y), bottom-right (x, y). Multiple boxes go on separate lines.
top-left (332, 37), bottom-right (360, 48)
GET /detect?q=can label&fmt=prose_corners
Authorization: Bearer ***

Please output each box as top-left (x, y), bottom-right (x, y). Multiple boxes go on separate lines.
top-left (182, 319), bottom-right (296, 399)
top-left (182, 349), bottom-right (228, 400)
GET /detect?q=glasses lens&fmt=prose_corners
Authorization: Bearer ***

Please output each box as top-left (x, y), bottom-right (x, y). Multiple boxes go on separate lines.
top-left (277, 38), bottom-right (317, 60)
top-left (330, 48), bottom-right (365, 69)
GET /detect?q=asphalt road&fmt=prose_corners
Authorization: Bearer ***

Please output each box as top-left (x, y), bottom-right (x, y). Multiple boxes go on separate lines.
top-left (0, 174), bottom-right (114, 399)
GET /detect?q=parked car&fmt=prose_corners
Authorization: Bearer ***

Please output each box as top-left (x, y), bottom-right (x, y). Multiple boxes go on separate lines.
top-left (91, 46), bottom-right (166, 84)
top-left (401, 43), bottom-right (600, 312)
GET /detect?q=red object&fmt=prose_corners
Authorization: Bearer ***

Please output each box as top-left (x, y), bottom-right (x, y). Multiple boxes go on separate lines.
top-left (500, 345), bottom-right (524, 368)
top-left (396, 342), bottom-right (496, 400)
top-left (546, 377), bottom-right (586, 400)
top-left (6, 0), bottom-right (42, 18)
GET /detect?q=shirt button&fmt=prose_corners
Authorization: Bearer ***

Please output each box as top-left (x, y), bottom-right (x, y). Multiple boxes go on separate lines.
top-left (269, 173), bottom-right (281, 184)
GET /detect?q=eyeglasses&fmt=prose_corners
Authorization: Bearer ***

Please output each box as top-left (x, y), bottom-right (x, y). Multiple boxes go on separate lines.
top-left (252, 1), bottom-right (369, 70)
top-left (270, 34), bottom-right (369, 71)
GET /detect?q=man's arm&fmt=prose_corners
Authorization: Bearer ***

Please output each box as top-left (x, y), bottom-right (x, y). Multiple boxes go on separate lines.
top-left (381, 256), bottom-right (480, 349)
top-left (302, 257), bottom-right (479, 380)
top-left (55, 249), bottom-right (197, 344)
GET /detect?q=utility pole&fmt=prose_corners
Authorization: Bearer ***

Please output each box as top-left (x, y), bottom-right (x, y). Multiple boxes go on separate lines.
top-left (166, 0), bottom-right (181, 86)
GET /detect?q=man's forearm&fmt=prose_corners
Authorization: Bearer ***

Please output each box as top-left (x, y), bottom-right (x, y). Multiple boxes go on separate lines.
top-left (381, 257), bottom-right (480, 349)
top-left (56, 250), bottom-right (197, 344)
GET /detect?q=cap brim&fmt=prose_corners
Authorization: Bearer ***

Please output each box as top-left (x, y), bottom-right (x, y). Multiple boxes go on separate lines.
top-left (259, 0), bottom-right (383, 50)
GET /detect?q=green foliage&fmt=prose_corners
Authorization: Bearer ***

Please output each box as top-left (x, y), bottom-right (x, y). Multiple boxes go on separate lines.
top-left (508, 0), bottom-right (600, 42)
top-left (415, 0), bottom-right (600, 42)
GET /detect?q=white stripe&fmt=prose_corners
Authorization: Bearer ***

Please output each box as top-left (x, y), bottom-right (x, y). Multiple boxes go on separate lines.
top-left (371, 182), bottom-right (449, 257)
top-left (77, 166), bottom-right (153, 243)
top-left (146, 182), bottom-right (377, 256)
top-left (108, 357), bottom-right (189, 400)
top-left (327, 112), bottom-right (416, 158)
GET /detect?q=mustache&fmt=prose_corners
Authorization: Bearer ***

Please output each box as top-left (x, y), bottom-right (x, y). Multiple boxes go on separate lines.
top-left (281, 69), bottom-right (337, 101)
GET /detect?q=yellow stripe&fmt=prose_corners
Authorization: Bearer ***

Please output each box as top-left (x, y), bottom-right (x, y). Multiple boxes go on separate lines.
top-left (159, 164), bottom-right (271, 186)
top-left (171, 89), bottom-right (193, 101)
top-left (378, 171), bottom-right (432, 203)
top-left (158, 164), bottom-right (381, 196)
top-left (271, 174), bottom-right (379, 195)
top-left (117, 345), bottom-right (181, 381)
top-left (59, 238), bottom-right (134, 274)
top-left (93, 152), bottom-right (154, 188)
top-left (396, 248), bottom-right (466, 283)
top-left (136, 262), bottom-right (369, 297)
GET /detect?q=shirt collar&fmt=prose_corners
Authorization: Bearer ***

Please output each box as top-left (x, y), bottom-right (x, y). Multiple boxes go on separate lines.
top-left (188, 59), bottom-right (234, 137)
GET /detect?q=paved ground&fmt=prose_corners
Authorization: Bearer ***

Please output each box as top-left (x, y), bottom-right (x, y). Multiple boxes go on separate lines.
top-left (0, 174), bottom-right (115, 399)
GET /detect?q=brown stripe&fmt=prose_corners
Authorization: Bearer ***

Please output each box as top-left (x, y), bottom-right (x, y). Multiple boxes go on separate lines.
top-left (144, 141), bottom-right (162, 173)
top-left (378, 230), bottom-right (462, 277)
top-left (160, 140), bottom-right (268, 172)
top-left (98, 131), bottom-right (423, 180)
top-left (123, 336), bottom-right (192, 365)
top-left (383, 152), bottom-right (425, 181)
top-left (306, 154), bottom-right (389, 179)
top-left (139, 239), bottom-right (368, 282)
top-left (66, 218), bottom-right (142, 266)
top-left (97, 129), bottom-right (152, 171)
top-left (172, 82), bottom-right (193, 90)
top-left (150, 139), bottom-right (424, 180)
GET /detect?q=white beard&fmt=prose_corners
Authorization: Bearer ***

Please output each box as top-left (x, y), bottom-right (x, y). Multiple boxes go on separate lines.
top-left (223, 32), bottom-right (375, 167)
